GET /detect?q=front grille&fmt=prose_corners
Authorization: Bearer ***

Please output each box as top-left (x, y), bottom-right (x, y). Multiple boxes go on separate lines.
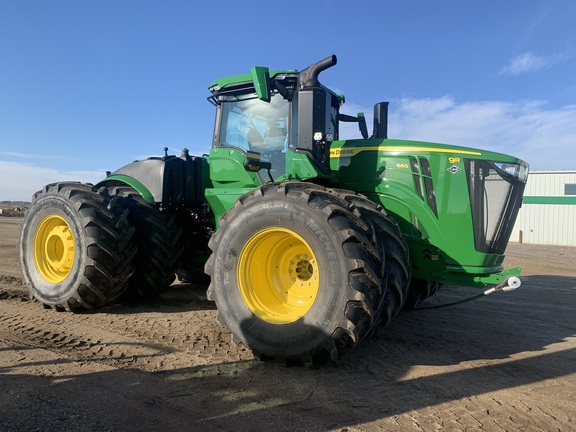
top-left (466, 159), bottom-right (526, 254)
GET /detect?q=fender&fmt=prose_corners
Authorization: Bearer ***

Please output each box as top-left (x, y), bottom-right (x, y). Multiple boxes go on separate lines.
top-left (97, 150), bottom-right (204, 207)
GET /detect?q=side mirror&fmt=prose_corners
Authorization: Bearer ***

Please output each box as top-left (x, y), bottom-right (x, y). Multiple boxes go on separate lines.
top-left (251, 66), bottom-right (271, 102)
top-left (358, 113), bottom-right (368, 140)
top-left (339, 112), bottom-right (369, 139)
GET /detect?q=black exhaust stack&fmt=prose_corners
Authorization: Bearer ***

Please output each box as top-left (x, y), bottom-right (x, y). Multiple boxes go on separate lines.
top-left (373, 102), bottom-right (389, 139)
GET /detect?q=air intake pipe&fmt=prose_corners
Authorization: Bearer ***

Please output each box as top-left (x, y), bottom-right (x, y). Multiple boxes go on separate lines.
top-left (299, 55), bottom-right (337, 89)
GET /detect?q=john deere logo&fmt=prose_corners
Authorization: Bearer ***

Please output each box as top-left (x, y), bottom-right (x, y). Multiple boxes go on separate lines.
top-left (448, 166), bottom-right (461, 173)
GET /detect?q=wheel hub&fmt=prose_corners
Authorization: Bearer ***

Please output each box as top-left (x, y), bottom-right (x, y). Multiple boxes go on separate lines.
top-left (238, 228), bottom-right (320, 324)
top-left (34, 215), bottom-right (75, 283)
top-left (290, 256), bottom-right (314, 282)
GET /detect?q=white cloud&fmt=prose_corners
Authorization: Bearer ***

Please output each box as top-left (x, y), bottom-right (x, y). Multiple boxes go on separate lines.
top-left (341, 97), bottom-right (576, 170)
top-left (0, 161), bottom-right (105, 201)
top-left (498, 51), bottom-right (567, 76)
top-left (0, 152), bottom-right (41, 160)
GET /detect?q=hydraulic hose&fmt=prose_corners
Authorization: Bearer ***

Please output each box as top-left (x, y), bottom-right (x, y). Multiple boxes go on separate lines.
top-left (414, 276), bottom-right (521, 310)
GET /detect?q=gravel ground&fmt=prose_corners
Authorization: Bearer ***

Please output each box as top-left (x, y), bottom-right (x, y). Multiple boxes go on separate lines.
top-left (1, 216), bottom-right (575, 431)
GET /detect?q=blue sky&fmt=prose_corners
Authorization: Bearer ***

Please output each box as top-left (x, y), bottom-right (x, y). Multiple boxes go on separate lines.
top-left (1, 0), bottom-right (575, 201)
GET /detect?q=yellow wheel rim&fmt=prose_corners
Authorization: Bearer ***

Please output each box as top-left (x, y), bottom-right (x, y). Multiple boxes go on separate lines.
top-left (238, 228), bottom-right (320, 324)
top-left (34, 215), bottom-right (75, 283)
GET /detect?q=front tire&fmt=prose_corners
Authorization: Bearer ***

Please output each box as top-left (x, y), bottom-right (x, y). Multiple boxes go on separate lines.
top-left (205, 182), bottom-right (383, 366)
top-left (19, 182), bottom-right (137, 310)
top-left (332, 190), bottom-right (411, 325)
top-left (403, 278), bottom-right (442, 310)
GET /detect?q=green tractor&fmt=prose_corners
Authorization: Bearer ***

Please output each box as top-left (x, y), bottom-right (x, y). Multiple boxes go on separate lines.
top-left (20, 55), bottom-right (528, 366)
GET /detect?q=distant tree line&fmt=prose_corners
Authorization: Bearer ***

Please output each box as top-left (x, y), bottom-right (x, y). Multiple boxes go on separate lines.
top-left (0, 201), bottom-right (30, 217)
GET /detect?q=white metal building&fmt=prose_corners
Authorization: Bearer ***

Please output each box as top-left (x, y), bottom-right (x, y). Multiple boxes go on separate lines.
top-left (511, 170), bottom-right (576, 246)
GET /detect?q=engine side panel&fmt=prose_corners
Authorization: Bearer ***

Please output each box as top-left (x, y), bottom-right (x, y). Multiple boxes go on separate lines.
top-left (330, 138), bottom-right (527, 287)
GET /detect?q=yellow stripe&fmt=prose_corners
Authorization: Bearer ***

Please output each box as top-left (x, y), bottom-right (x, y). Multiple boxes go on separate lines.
top-left (246, 151), bottom-right (261, 160)
top-left (329, 146), bottom-right (482, 158)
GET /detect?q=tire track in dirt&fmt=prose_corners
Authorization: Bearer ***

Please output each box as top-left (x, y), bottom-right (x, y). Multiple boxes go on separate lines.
top-left (0, 275), bottom-right (24, 285)
top-left (0, 302), bottom-right (165, 370)
top-left (0, 292), bottom-right (253, 372)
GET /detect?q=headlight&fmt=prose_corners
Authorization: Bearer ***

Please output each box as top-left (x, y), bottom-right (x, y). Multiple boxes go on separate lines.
top-left (492, 161), bottom-right (529, 183)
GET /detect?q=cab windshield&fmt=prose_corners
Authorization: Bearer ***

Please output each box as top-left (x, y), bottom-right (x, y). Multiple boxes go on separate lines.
top-left (217, 92), bottom-right (289, 154)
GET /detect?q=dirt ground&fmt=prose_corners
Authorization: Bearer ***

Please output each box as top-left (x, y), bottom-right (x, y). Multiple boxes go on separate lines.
top-left (1, 216), bottom-right (575, 431)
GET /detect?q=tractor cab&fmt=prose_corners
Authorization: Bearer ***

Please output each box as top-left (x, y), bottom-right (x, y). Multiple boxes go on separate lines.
top-left (208, 55), bottom-right (357, 182)
top-left (212, 91), bottom-right (290, 179)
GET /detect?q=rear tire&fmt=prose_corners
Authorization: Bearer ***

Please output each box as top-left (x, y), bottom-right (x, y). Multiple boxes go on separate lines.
top-left (106, 185), bottom-right (184, 298)
top-left (19, 182), bottom-right (136, 310)
top-left (205, 182), bottom-right (383, 366)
